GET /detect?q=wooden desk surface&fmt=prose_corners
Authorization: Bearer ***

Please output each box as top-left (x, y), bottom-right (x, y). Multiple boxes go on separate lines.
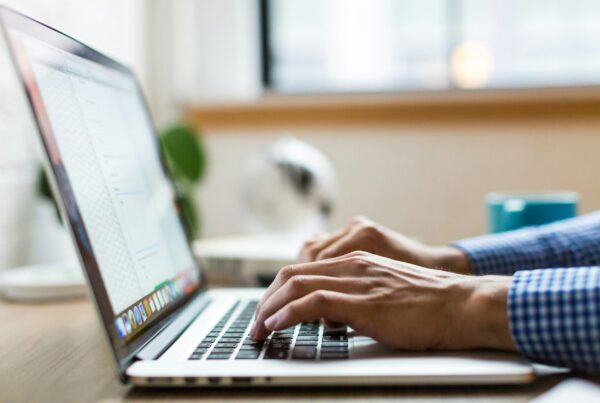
top-left (0, 297), bottom-right (590, 403)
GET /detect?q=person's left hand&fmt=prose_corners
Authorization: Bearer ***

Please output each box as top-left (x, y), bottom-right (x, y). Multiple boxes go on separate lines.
top-left (250, 251), bottom-right (516, 351)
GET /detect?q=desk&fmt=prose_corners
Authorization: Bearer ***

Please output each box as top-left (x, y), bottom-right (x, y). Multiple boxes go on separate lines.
top-left (0, 298), bottom-right (591, 403)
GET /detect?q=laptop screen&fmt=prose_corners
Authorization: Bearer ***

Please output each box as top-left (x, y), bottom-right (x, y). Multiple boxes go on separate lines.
top-left (0, 7), bottom-right (202, 363)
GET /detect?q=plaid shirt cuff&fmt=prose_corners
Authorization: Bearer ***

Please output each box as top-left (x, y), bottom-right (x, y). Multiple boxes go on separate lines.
top-left (509, 267), bottom-right (600, 372)
top-left (453, 212), bottom-right (600, 275)
top-left (452, 227), bottom-right (553, 275)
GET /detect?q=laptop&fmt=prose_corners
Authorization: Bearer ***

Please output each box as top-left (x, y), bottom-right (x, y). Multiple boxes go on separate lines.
top-left (0, 6), bottom-right (534, 387)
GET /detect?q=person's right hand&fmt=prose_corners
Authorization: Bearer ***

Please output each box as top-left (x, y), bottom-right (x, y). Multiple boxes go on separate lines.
top-left (251, 251), bottom-right (515, 352)
top-left (299, 216), bottom-right (472, 274)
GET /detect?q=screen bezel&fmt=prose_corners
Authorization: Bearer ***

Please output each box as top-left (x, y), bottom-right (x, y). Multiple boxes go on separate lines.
top-left (0, 6), bottom-right (205, 377)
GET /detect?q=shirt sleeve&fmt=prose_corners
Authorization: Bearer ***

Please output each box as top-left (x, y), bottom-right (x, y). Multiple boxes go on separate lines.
top-left (509, 267), bottom-right (600, 372)
top-left (452, 211), bottom-right (600, 275)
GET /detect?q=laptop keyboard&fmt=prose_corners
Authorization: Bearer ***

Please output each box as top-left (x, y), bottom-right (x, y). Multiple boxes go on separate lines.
top-left (188, 300), bottom-right (348, 361)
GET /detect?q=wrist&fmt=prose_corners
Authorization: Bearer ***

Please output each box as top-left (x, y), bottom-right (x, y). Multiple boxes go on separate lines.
top-left (431, 246), bottom-right (473, 275)
top-left (455, 276), bottom-right (517, 351)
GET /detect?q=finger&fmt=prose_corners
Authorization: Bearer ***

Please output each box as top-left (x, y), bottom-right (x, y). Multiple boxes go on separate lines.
top-left (298, 218), bottom-right (366, 263)
top-left (255, 253), bottom-right (371, 321)
top-left (315, 231), bottom-right (366, 261)
top-left (298, 228), bottom-right (348, 263)
top-left (264, 290), bottom-right (359, 333)
top-left (253, 275), bottom-right (368, 340)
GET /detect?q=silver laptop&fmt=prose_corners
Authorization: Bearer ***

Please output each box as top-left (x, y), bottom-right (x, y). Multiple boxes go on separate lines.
top-left (0, 6), bottom-right (534, 387)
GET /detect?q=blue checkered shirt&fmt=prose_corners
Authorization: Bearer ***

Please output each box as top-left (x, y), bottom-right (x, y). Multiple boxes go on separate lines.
top-left (454, 212), bottom-right (600, 372)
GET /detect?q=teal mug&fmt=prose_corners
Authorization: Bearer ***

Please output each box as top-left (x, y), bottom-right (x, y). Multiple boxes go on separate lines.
top-left (486, 191), bottom-right (579, 233)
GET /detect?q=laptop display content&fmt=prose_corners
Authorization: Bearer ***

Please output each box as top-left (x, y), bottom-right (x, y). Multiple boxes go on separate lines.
top-left (0, 7), bottom-right (201, 370)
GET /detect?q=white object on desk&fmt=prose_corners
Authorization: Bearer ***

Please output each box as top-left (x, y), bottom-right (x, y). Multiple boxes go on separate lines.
top-left (530, 378), bottom-right (600, 402)
top-left (0, 263), bottom-right (86, 302)
top-left (193, 234), bottom-right (303, 285)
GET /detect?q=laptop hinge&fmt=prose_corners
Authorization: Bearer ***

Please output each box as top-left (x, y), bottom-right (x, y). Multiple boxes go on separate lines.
top-left (135, 292), bottom-right (212, 361)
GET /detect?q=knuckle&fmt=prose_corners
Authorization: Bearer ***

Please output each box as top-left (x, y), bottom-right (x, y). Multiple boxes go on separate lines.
top-left (357, 223), bottom-right (380, 238)
top-left (289, 275), bottom-right (308, 291)
top-left (363, 264), bottom-right (382, 277)
top-left (350, 255), bottom-right (372, 269)
top-left (278, 265), bottom-right (296, 282)
top-left (311, 290), bottom-right (331, 306)
top-left (346, 250), bottom-right (370, 258)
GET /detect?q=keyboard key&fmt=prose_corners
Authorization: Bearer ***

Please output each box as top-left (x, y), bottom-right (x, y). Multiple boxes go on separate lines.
top-left (211, 347), bottom-right (235, 353)
top-left (219, 337), bottom-right (242, 343)
top-left (292, 346), bottom-right (317, 359)
top-left (202, 337), bottom-right (217, 342)
top-left (194, 348), bottom-right (209, 354)
top-left (198, 342), bottom-right (213, 348)
top-left (215, 341), bottom-right (238, 347)
top-left (267, 342), bottom-right (290, 350)
top-left (321, 341), bottom-right (348, 347)
top-left (294, 340), bottom-right (318, 346)
top-left (189, 353), bottom-right (203, 360)
top-left (239, 344), bottom-right (263, 351)
top-left (264, 350), bottom-right (288, 359)
top-left (298, 331), bottom-right (318, 336)
top-left (296, 335), bottom-right (319, 341)
top-left (323, 335), bottom-right (348, 341)
top-left (207, 353), bottom-right (231, 360)
top-left (235, 351), bottom-right (260, 359)
top-left (244, 337), bottom-right (265, 346)
top-left (272, 334), bottom-right (294, 339)
top-left (320, 347), bottom-right (348, 354)
top-left (271, 338), bottom-right (293, 343)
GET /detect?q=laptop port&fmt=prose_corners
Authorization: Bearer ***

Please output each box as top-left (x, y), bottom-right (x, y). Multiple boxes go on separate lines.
top-left (232, 377), bottom-right (252, 384)
top-left (208, 377), bottom-right (220, 384)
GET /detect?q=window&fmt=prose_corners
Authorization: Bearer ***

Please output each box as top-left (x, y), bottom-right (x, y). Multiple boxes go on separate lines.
top-left (262, 0), bottom-right (600, 94)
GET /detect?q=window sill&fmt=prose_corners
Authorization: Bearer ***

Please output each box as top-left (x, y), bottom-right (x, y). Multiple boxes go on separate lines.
top-left (185, 87), bottom-right (600, 128)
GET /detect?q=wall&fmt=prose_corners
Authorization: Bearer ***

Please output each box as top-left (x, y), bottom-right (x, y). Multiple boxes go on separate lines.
top-left (196, 115), bottom-right (600, 245)
top-left (141, 1), bottom-right (600, 245)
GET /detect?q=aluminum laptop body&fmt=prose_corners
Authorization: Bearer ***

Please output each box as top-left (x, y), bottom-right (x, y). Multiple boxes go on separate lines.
top-left (0, 6), bottom-right (534, 387)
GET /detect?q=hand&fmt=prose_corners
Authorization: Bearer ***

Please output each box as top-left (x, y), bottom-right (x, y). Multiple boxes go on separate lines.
top-left (299, 216), bottom-right (472, 274)
top-left (250, 251), bottom-right (516, 352)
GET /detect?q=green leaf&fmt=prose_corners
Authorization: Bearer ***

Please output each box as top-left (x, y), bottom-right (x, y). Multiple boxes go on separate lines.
top-left (160, 123), bottom-right (207, 184)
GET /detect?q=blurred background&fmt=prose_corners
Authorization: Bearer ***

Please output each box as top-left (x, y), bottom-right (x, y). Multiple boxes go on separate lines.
top-left (2, 0), bottom-right (600, 271)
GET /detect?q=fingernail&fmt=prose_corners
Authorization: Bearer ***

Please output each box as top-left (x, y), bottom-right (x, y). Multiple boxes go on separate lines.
top-left (264, 314), bottom-right (278, 331)
top-left (249, 321), bottom-right (256, 337)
